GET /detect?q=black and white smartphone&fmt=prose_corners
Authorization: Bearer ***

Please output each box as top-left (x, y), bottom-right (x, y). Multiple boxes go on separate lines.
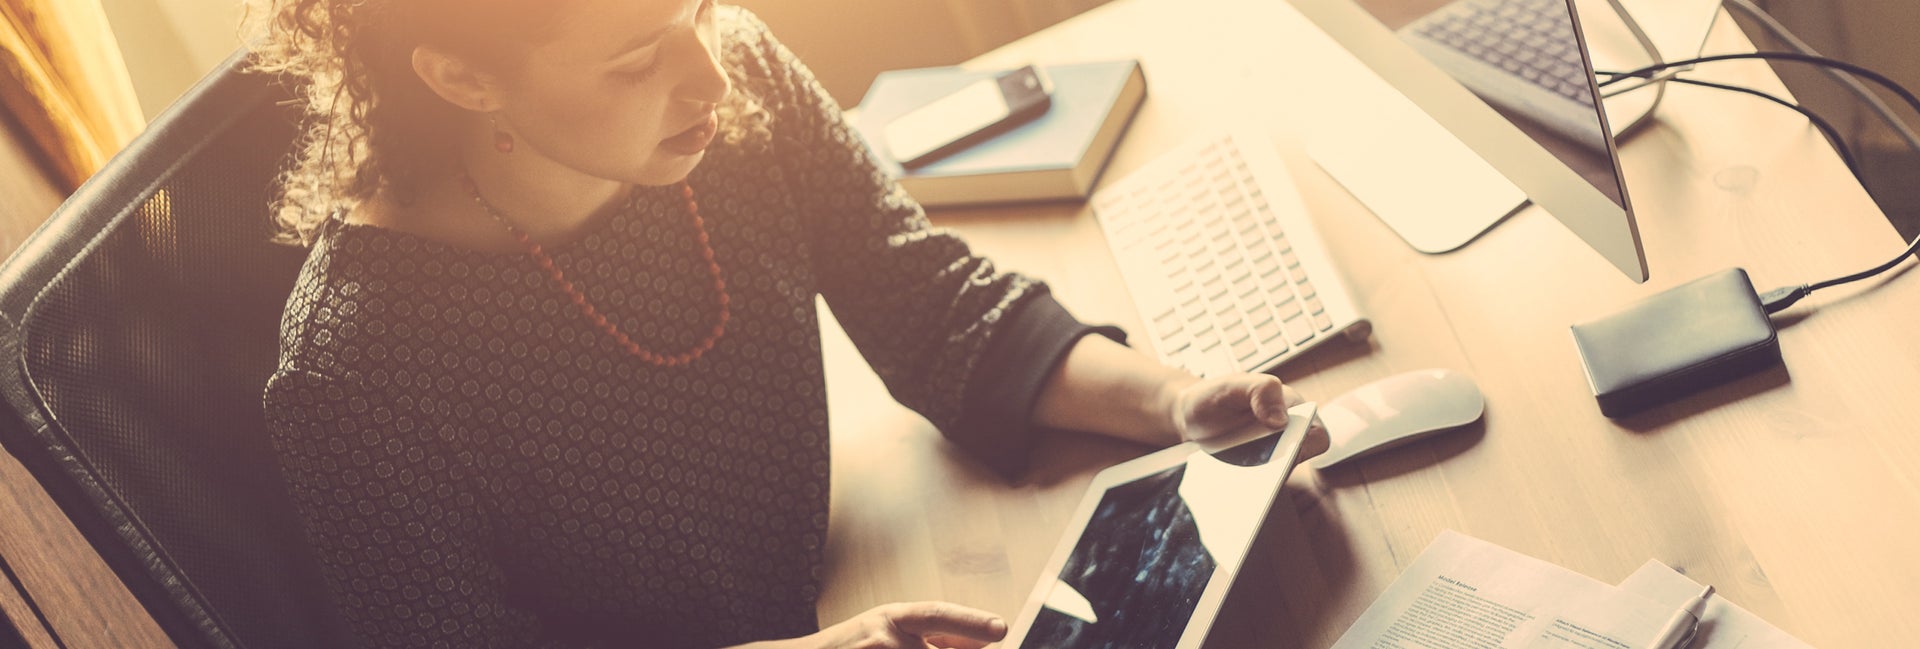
top-left (884, 65), bottom-right (1054, 168)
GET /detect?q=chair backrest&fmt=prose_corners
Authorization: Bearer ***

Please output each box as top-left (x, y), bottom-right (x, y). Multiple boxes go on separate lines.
top-left (0, 52), bottom-right (348, 649)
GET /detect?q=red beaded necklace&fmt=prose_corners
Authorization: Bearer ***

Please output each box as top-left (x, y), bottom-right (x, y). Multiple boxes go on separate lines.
top-left (461, 174), bottom-right (729, 367)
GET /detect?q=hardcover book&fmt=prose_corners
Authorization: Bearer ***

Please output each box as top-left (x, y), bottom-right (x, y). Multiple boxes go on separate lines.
top-left (849, 59), bottom-right (1148, 207)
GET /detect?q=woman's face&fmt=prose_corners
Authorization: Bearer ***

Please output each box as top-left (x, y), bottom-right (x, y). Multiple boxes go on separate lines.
top-left (487, 0), bottom-right (730, 186)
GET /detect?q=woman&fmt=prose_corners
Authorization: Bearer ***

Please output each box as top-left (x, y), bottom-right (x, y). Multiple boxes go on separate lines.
top-left (251, 0), bottom-right (1327, 647)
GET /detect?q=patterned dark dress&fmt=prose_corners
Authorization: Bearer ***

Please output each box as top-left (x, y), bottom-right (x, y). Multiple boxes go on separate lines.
top-left (262, 8), bottom-right (1120, 649)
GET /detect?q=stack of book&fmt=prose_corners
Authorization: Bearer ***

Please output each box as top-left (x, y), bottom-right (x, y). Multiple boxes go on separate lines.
top-left (849, 59), bottom-right (1148, 207)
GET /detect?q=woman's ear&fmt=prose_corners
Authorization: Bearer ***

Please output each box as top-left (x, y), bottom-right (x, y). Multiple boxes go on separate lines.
top-left (411, 45), bottom-right (501, 112)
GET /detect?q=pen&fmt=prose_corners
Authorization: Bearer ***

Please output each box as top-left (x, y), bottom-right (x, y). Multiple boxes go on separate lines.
top-left (1645, 584), bottom-right (1715, 649)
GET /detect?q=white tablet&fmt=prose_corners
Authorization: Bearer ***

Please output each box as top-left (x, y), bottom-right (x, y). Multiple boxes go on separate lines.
top-left (999, 402), bottom-right (1319, 649)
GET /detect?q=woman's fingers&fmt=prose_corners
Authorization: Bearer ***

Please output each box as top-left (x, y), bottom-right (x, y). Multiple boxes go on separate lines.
top-left (920, 633), bottom-right (994, 649)
top-left (1180, 373), bottom-right (1299, 440)
top-left (1281, 382), bottom-right (1306, 408)
top-left (1300, 416), bottom-right (1331, 460)
top-left (1246, 375), bottom-right (1293, 428)
top-left (883, 602), bottom-right (1007, 648)
top-left (1175, 373), bottom-right (1331, 463)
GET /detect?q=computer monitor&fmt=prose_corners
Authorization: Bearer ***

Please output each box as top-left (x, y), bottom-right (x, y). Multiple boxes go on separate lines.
top-left (1288, 0), bottom-right (1718, 282)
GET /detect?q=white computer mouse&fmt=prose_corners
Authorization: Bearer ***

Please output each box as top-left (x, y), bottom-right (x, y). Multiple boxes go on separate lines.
top-left (1307, 368), bottom-right (1485, 470)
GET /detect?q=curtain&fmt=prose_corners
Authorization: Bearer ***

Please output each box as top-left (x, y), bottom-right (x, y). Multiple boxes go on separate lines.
top-left (0, 0), bottom-right (143, 192)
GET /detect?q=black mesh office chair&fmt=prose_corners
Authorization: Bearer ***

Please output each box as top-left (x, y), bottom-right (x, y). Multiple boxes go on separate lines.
top-left (0, 52), bottom-right (350, 649)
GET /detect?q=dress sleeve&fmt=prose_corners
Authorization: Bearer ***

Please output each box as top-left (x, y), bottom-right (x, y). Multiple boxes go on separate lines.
top-left (725, 9), bottom-right (1126, 479)
top-left (263, 369), bottom-right (602, 649)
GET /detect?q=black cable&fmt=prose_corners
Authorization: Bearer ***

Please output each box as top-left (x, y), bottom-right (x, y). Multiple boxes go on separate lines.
top-left (1597, 52), bottom-right (1920, 310)
top-left (1603, 70), bottom-right (1861, 175)
top-left (0, 551), bottom-right (70, 649)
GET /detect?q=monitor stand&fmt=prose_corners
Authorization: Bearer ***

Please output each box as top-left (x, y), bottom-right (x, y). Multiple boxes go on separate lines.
top-left (1305, 84), bottom-right (1526, 253)
top-left (1305, 0), bottom-right (1671, 254)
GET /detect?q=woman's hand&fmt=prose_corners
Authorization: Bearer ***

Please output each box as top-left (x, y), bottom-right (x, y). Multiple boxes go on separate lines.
top-left (1168, 373), bottom-right (1330, 460)
top-left (807, 602), bottom-right (1007, 649)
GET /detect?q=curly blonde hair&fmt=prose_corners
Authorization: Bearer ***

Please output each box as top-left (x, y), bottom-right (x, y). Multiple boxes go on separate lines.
top-left (245, 0), bottom-right (770, 246)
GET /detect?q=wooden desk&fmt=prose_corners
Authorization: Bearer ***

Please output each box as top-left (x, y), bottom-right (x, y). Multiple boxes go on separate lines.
top-left (818, 0), bottom-right (1920, 647)
top-left (0, 1), bottom-right (1912, 647)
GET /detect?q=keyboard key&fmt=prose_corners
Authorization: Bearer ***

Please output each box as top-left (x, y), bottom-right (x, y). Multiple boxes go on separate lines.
top-left (1305, 296), bottom-right (1326, 315)
top-left (1284, 315), bottom-right (1316, 345)
top-left (1313, 312), bottom-right (1334, 331)
top-left (1225, 323), bottom-right (1252, 345)
top-left (1159, 322), bottom-right (1190, 347)
top-left (1249, 304), bottom-right (1276, 326)
top-left (1190, 318), bottom-right (1221, 339)
top-left (1237, 296), bottom-right (1264, 318)
top-left (1255, 318), bottom-right (1285, 345)
top-left (1181, 305), bottom-right (1207, 327)
top-left (1269, 234), bottom-right (1292, 255)
top-left (1231, 337), bottom-right (1261, 364)
top-left (1228, 268), bottom-right (1253, 288)
top-left (1273, 296), bottom-right (1304, 322)
top-left (1156, 321), bottom-right (1186, 342)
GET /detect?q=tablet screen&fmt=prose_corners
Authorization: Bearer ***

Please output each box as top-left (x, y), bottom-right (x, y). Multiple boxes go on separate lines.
top-left (1017, 433), bottom-right (1286, 648)
top-left (1020, 463), bottom-right (1209, 647)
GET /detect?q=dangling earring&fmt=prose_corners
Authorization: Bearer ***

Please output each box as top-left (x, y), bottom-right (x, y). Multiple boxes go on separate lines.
top-left (490, 114), bottom-right (515, 154)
